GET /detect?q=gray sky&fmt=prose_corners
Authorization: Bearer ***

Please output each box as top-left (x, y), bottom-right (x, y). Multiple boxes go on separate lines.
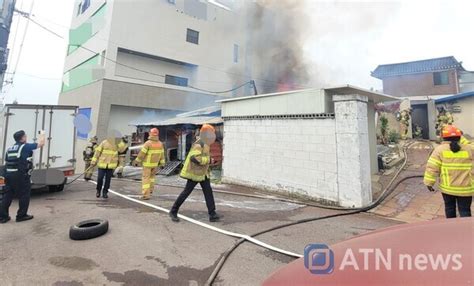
top-left (2, 0), bottom-right (474, 104)
top-left (2, 0), bottom-right (73, 104)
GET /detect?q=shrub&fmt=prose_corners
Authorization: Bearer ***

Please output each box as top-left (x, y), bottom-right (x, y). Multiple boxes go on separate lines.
top-left (388, 130), bottom-right (400, 144)
top-left (380, 115), bottom-right (389, 144)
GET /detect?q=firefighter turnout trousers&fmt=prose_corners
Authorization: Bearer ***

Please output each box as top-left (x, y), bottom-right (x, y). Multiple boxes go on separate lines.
top-left (142, 167), bottom-right (158, 198)
top-left (84, 160), bottom-right (94, 180)
top-left (135, 137), bottom-right (165, 199)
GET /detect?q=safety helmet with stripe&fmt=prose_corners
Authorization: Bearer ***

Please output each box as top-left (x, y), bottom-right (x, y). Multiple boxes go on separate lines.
top-left (442, 125), bottom-right (462, 139)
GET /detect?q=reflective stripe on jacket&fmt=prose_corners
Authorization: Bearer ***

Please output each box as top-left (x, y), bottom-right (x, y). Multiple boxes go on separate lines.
top-left (5, 143), bottom-right (26, 173)
top-left (180, 139), bottom-right (211, 182)
top-left (92, 139), bottom-right (119, 169)
top-left (424, 142), bottom-right (474, 196)
top-left (135, 136), bottom-right (165, 168)
top-left (460, 136), bottom-right (472, 146)
top-left (117, 140), bottom-right (128, 156)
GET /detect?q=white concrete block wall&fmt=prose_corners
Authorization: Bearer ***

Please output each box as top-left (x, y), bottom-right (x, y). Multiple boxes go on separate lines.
top-left (222, 118), bottom-right (339, 203)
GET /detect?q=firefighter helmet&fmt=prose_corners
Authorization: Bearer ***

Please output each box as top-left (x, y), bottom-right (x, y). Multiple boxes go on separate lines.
top-left (442, 125), bottom-right (462, 139)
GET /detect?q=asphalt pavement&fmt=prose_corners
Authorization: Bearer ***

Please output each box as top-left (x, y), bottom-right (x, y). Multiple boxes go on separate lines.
top-left (0, 176), bottom-right (401, 286)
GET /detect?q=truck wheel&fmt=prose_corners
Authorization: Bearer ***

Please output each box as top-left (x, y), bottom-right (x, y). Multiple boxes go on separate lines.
top-left (69, 219), bottom-right (109, 240)
top-left (48, 184), bottom-right (65, 192)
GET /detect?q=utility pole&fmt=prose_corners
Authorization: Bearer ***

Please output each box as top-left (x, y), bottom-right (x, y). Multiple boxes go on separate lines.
top-left (0, 0), bottom-right (16, 94)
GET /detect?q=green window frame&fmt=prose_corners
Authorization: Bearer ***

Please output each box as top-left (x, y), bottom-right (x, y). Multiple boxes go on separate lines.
top-left (68, 3), bottom-right (107, 55)
top-left (61, 54), bottom-right (101, 93)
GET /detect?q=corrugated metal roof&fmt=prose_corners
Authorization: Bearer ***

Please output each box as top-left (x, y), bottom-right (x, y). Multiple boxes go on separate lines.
top-left (136, 116), bottom-right (223, 127)
top-left (435, 91), bottom-right (474, 103)
top-left (176, 105), bottom-right (221, 117)
top-left (371, 56), bottom-right (464, 79)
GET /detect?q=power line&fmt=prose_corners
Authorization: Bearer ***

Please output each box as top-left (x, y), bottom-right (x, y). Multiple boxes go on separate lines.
top-left (10, 0), bottom-right (35, 82)
top-left (27, 13), bottom-right (268, 87)
top-left (188, 81), bottom-right (251, 94)
top-left (24, 15), bottom-right (254, 94)
top-left (26, 12), bottom-right (311, 91)
top-left (27, 16), bottom-right (63, 39)
top-left (15, 71), bottom-right (61, 81)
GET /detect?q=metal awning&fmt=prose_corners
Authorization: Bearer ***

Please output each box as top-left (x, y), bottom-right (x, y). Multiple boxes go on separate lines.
top-left (136, 116), bottom-right (223, 127)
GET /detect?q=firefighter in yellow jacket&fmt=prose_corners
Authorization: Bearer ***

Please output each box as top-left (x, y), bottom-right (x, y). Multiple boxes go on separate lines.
top-left (90, 137), bottom-right (119, 198)
top-left (83, 136), bottom-right (98, 181)
top-left (424, 125), bottom-right (474, 218)
top-left (116, 136), bottom-right (129, 178)
top-left (169, 124), bottom-right (219, 222)
top-left (133, 128), bottom-right (165, 200)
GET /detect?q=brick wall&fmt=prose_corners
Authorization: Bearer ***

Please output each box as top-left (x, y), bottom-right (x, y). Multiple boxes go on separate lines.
top-left (222, 118), bottom-right (339, 203)
top-left (382, 70), bottom-right (458, 97)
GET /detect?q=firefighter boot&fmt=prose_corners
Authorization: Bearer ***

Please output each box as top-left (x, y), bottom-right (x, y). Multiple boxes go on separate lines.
top-left (169, 211), bottom-right (179, 222)
top-left (209, 212), bottom-right (220, 222)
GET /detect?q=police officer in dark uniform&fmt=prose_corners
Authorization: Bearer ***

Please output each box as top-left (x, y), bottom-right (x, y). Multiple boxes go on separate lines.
top-left (0, 130), bottom-right (45, 223)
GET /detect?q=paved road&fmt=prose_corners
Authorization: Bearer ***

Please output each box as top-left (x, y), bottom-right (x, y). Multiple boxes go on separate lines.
top-left (0, 177), bottom-right (400, 285)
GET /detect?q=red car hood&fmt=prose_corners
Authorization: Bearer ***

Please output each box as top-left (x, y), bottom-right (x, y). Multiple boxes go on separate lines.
top-left (263, 218), bottom-right (474, 286)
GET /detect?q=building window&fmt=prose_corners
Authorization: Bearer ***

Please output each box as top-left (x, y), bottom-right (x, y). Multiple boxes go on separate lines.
top-left (165, 75), bottom-right (188, 87)
top-left (186, 29), bottom-right (199, 45)
top-left (69, 4), bottom-right (107, 54)
top-left (433, 71), bottom-right (449, 86)
top-left (233, 44), bottom-right (239, 63)
top-left (82, 0), bottom-right (91, 13)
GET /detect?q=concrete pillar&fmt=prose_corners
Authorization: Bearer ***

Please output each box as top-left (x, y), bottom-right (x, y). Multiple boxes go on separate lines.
top-left (427, 99), bottom-right (437, 140)
top-left (367, 101), bottom-right (378, 174)
top-left (333, 94), bottom-right (372, 208)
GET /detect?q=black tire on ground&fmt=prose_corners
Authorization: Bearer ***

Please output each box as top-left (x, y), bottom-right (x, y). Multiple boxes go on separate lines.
top-left (48, 184), bottom-right (65, 192)
top-left (69, 219), bottom-right (109, 240)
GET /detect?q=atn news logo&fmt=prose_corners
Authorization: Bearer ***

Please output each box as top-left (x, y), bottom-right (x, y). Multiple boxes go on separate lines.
top-left (304, 244), bottom-right (335, 274)
top-left (304, 244), bottom-right (463, 275)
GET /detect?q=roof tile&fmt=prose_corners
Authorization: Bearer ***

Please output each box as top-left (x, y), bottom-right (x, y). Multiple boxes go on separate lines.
top-left (372, 56), bottom-right (464, 79)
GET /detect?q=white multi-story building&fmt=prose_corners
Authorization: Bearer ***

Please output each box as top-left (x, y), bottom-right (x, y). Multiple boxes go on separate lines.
top-left (59, 0), bottom-right (257, 162)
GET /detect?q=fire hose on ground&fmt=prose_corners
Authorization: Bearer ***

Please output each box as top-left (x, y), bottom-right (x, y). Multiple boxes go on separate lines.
top-left (204, 140), bottom-right (432, 285)
top-left (68, 140), bottom-right (431, 285)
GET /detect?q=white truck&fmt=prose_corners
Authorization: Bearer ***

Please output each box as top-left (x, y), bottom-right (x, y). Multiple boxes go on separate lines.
top-left (0, 104), bottom-right (78, 192)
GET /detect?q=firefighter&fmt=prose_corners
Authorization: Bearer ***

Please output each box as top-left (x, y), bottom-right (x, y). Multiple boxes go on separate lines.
top-left (169, 124), bottom-right (219, 222)
top-left (436, 107), bottom-right (454, 139)
top-left (90, 136), bottom-right (119, 199)
top-left (132, 128), bottom-right (165, 200)
top-left (83, 136), bottom-right (98, 181)
top-left (0, 130), bottom-right (45, 223)
top-left (398, 109), bottom-right (411, 140)
top-left (116, 136), bottom-right (129, 178)
top-left (424, 125), bottom-right (474, 218)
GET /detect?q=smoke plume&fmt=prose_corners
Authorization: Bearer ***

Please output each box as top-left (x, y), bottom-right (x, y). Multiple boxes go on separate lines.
top-left (245, 0), bottom-right (311, 93)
